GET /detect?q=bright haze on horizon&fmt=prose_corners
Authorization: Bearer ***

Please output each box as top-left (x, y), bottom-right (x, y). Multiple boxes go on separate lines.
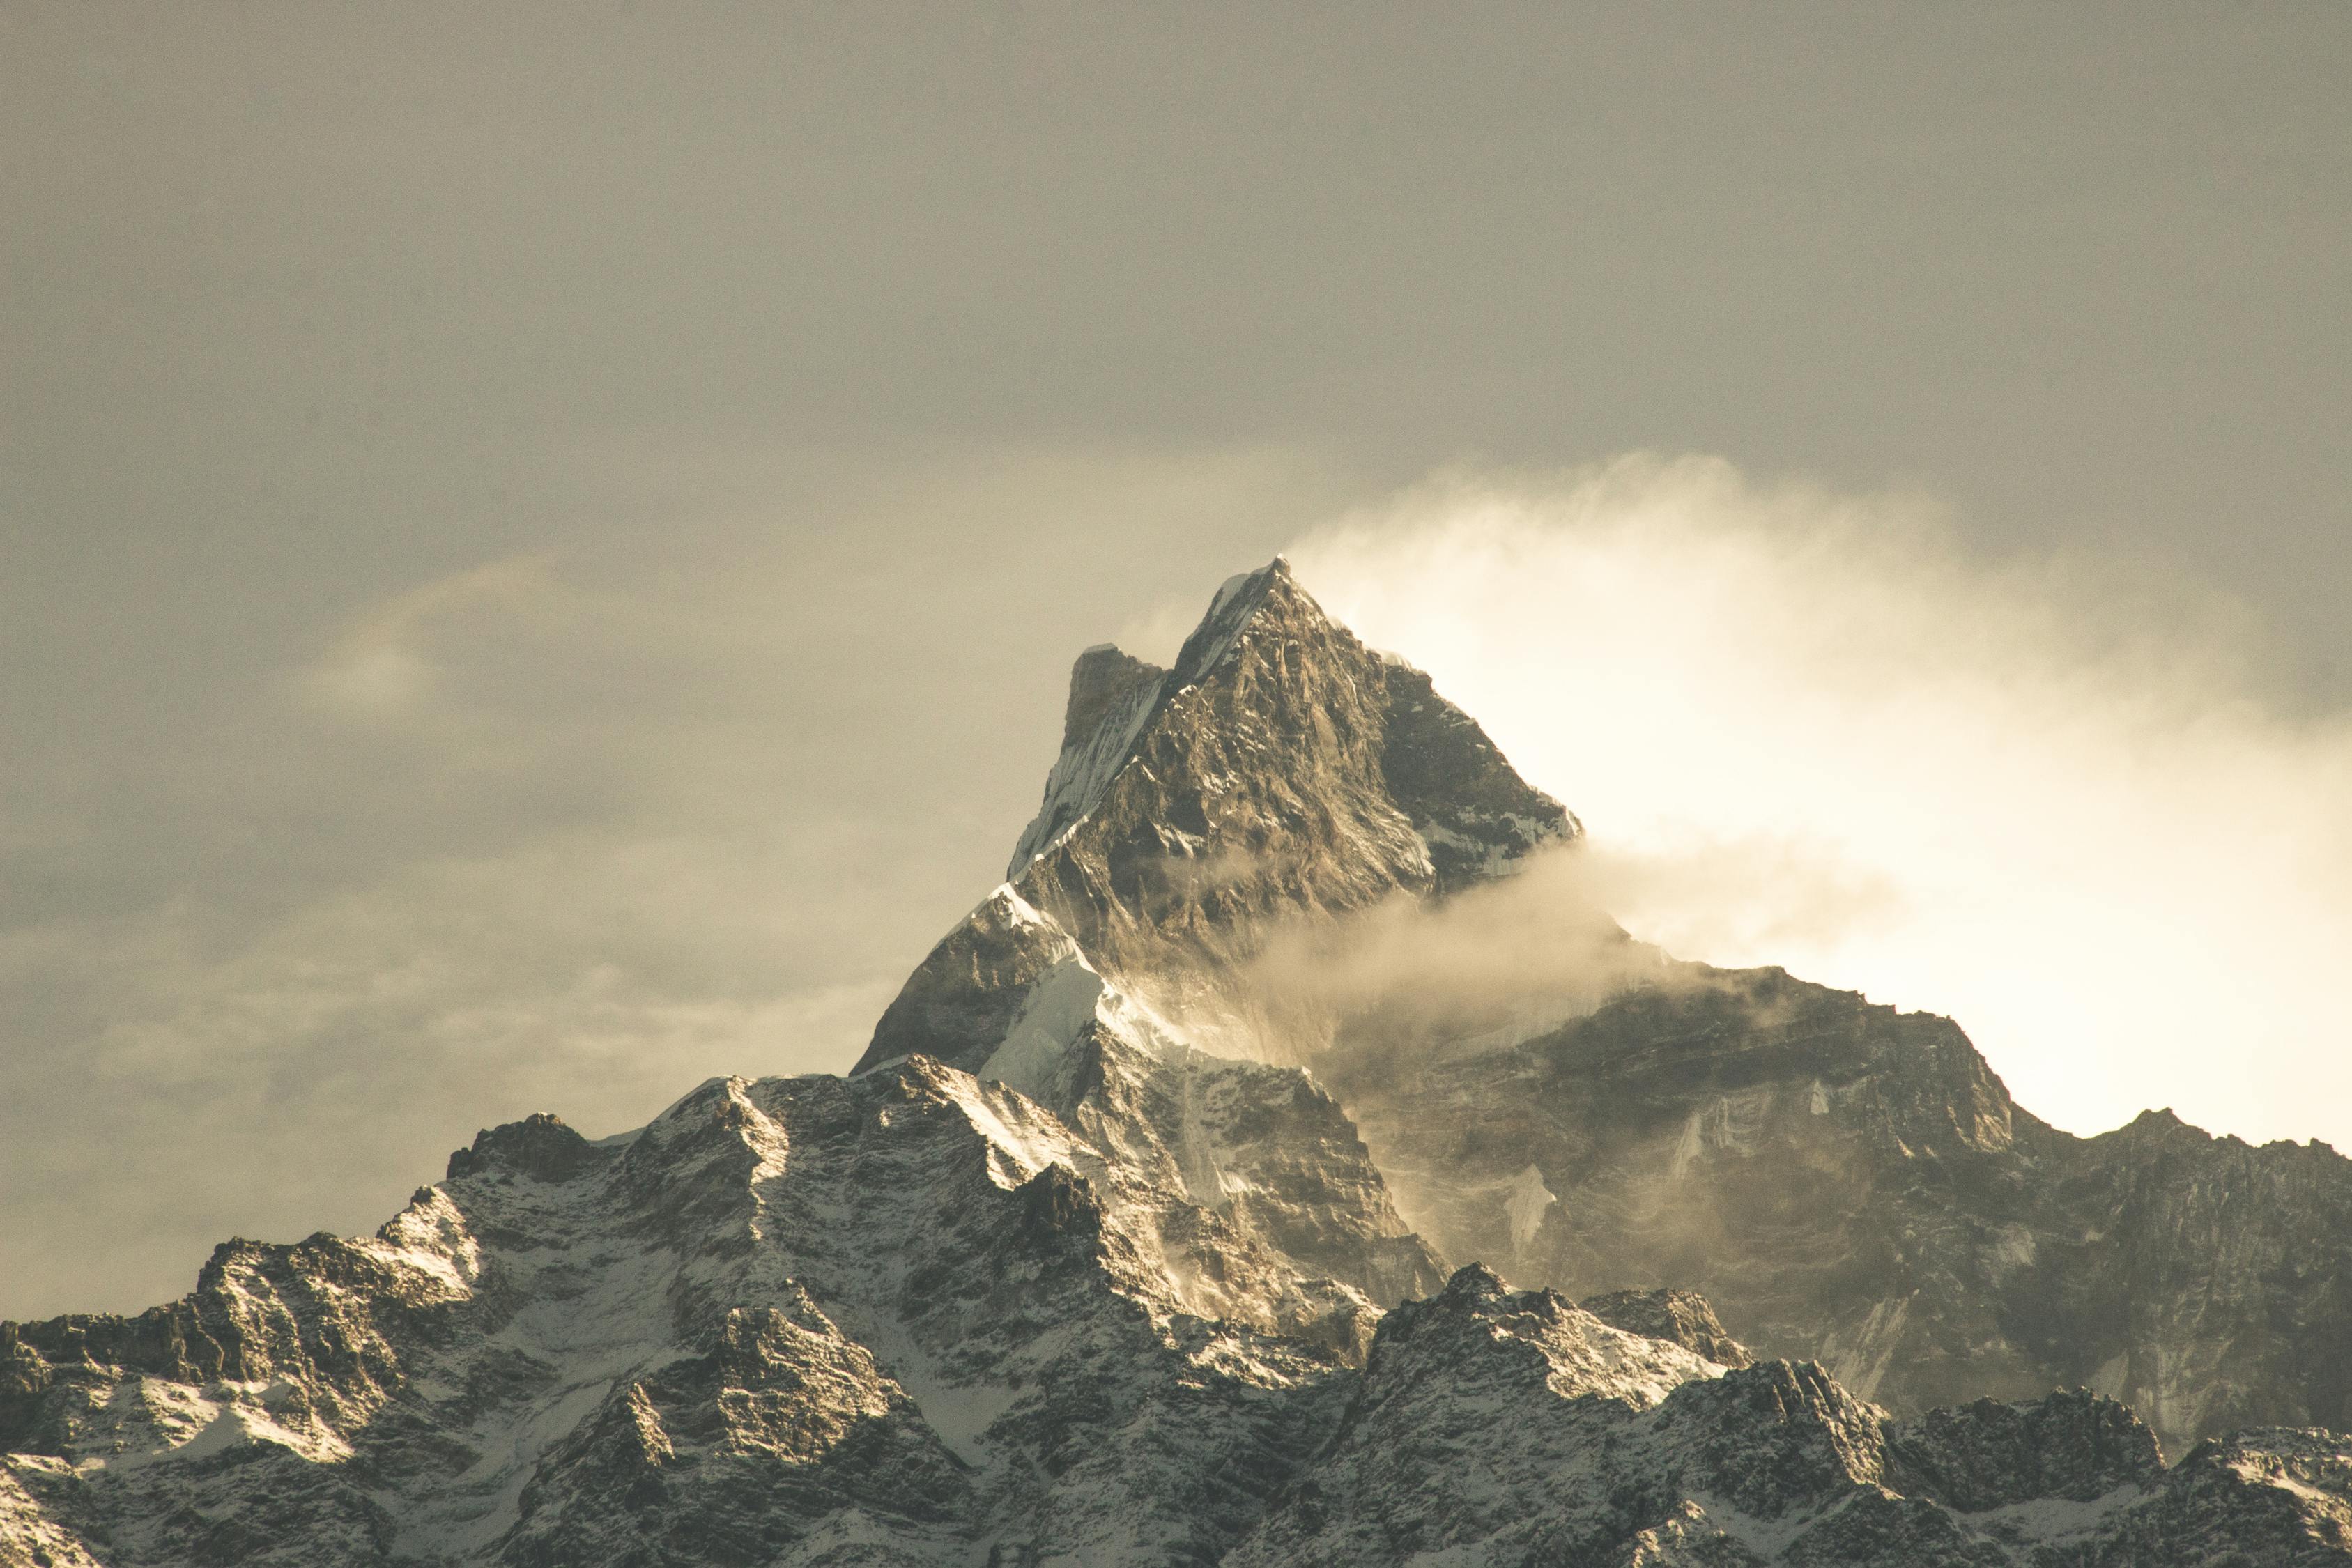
top-left (3, 4), bottom-right (2347, 1319)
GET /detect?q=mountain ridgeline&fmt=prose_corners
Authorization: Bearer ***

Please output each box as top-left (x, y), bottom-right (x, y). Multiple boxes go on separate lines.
top-left (6, 558), bottom-right (2351, 1567)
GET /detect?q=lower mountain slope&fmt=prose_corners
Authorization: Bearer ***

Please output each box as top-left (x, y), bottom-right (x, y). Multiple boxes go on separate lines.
top-left (11, 1061), bottom-right (2349, 1567)
top-left (1325, 961), bottom-right (2352, 1456)
top-left (1235, 1266), bottom-right (2352, 1567)
top-left (3, 1059), bottom-right (1387, 1567)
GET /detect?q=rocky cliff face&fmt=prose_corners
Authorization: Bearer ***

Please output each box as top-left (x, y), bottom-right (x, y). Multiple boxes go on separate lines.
top-left (7, 558), bottom-right (2350, 1567)
top-left (1227, 1266), bottom-right (2324, 1568)
top-left (1326, 962), bottom-right (2352, 1456)
top-left (4, 1064), bottom-right (1384, 1567)
top-left (885, 556), bottom-right (2352, 1459)
top-left (859, 559), bottom-right (1580, 1077)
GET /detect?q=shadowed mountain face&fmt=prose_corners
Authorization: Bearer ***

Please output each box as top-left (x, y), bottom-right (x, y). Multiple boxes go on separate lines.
top-left (856, 558), bottom-right (1581, 1077)
top-left (1331, 964), bottom-right (2352, 1453)
top-left (7, 560), bottom-right (2352, 1566)
top-left (866, 555), bottom-right (2352, 1457)
top-left (868, 558), bottom-right (2352, 1456)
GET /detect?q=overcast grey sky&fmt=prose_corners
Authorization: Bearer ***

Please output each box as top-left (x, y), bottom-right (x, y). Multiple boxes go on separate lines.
top-left (4, 3), bottom-right (2347, 1318)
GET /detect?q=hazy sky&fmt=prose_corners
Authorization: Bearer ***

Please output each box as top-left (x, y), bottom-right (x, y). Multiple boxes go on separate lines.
top-left (4, 3), bottom-right (2347, 1317)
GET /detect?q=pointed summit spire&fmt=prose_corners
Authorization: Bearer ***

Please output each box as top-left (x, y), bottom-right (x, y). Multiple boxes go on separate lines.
top-left (1165, 555), bottom-right (1312, 689)
top-left (1008, 553), bottom-right (1573, 902)
top-left (1006, 557), bottom-right (1337, 881)
top-left (857, 559), bottom-right (1577, 1076)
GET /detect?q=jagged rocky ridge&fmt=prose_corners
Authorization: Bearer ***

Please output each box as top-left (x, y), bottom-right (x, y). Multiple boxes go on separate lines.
top-left (868, 558), bottom-right (2352, 1455)
top-left (1327, 952), bottom-right (2352, 1458)
top-left (859, 560), bottom-right (1584, 1079)
top-left (6, 558), bottom-right (2351, 1566)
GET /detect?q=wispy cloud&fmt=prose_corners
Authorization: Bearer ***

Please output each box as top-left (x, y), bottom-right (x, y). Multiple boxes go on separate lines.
top-left (1286, 455), bottom-right (2352, 1151)
top-left (302, 554), bottom-right (571, 717)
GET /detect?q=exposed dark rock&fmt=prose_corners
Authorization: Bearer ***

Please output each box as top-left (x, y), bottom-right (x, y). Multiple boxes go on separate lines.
top-left (447, 1112), bottom-right (599, 1183)
top-left (1060, 644), bottom-right (1163, 753)
top-left (1330, 959), bottom-right (2352, 1454)
top-left (1582, 1286), bottom-right (1755, 1368)
top-left (1884, 1388), bottom-right (2165, 1511)
top-left (856, 558), bottom-right (1577, 1079)
top-left (861, 890), bottom-right (1080, 1077)
top-left (1231, 1263), bottom-right (2346, 1567)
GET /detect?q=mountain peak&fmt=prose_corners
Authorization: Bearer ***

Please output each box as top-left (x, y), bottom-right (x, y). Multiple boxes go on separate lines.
top-left (1009, 555), bottom-right (1570, 889)
top-left (1166, 555), bottom-right (1302, 681)
top-left (868, 559), bottom-right (1577, 1077)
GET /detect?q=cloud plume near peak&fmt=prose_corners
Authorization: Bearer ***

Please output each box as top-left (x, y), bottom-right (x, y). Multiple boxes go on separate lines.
top-left (5, 440), bottom-right (2344, 1322)
top-left (1279, 455), bottom-right (2352, 1152)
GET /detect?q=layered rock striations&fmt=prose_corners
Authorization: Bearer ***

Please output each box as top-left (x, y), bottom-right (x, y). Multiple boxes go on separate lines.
top-left (8, 558), bottom-right (2351, 1566)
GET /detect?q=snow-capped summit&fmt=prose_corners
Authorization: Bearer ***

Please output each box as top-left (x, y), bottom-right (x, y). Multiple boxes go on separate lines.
top-left (1007, 555), bottom-right (1574, 891)
top-left (867, 556), bottom-right (1578, 1083)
